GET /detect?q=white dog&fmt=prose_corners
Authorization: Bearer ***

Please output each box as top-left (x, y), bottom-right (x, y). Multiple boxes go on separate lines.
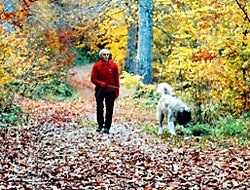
top-left (156, 83), bottom-right (191, 135)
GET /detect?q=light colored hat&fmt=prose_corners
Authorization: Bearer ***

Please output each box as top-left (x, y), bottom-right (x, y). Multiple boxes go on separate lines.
top-left (99, 49), bottom-right (110, 56)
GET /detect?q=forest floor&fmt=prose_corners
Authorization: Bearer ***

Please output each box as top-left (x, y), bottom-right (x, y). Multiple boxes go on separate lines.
top-left (0, 65), bottom-right (249, 189)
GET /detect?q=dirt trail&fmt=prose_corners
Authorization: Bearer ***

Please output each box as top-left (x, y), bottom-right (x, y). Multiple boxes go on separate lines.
top-left (66, 64), bottom-right (150, 130)
top-left (67, 65), bottom-right (95, 101)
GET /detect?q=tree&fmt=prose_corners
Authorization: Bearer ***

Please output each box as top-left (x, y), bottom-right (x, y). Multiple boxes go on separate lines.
top-left (152, 0), bottom-right (250, 116)
top-left (125, 26), bottom-right (137, 74)
top-left (124, 2), bottom-right (138, 74)
top-left (137, 0), bottom-right (153, 84)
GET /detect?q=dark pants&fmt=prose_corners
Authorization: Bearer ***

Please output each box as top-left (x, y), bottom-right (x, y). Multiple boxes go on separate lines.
top-left (95, 91), bottom-right (116, 129)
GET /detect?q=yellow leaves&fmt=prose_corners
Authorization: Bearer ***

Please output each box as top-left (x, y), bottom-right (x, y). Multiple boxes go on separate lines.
top-left (99, 21), bottom-right (127, 65)
top-left (154, 0), bottom-right (248, 113)
top-left (0, 51), bottom-right (4, 60)
top-left (72, 26), bottom-right (86, 32)
top-left (74, 1), bottom-right (129, 65)
top-left (173, 31), bottom-right (192, 39)
top-left (0, 68), bottom-right (13, 87)
top-left (120, 71), bottom-right (142, 89)
top-left (156, 0), bottom-right (172, 3)
top-left (157, 0), bottom-right (247, 110)
top-left (26, 0), bottom-right (58, 28)
top-left (75, 43), bottom-right (86, 49)
top-left (0, 33), bottom-right (16, 87)
top-left (0, 26), bottom-right (67, 99)
top-left (38, 55), bottom-right (50, 65)
top-left (168, 46), bottom-right (193, 70)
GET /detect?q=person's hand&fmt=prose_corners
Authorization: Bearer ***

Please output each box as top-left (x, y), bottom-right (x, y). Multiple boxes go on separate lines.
top-left (115, 90), bottom-right (119, 97)
top-left (100, 82), bottom-right (106, 87)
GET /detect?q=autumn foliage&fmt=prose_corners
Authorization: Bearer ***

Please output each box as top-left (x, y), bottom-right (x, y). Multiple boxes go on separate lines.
top-left (0, 1), bottom-right (249, 119)
top-left (0, 1), bottom-right (250, 188)
top-left (152, 0), bottom-right (250, 118)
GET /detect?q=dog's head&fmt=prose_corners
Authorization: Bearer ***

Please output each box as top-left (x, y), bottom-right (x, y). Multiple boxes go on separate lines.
top-left (157, 83), bottom-right (173, 96)
top-left (176, 108), bottom-right (191, 126)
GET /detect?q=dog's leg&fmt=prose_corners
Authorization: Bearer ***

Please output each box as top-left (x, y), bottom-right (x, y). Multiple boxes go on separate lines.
top-left (168, 112), bottom-right (176, 135)
top-left (168, 121), bottom-right (176, 135)
top-left (157, 112), bottom-right (164, 134)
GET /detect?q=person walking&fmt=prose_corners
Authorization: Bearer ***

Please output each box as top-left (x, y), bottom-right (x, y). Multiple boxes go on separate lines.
top-left (91, 49), bottom-right (120, 134)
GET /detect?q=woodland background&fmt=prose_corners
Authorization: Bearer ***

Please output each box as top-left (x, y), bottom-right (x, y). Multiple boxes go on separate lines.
top-left (0, 0), bottom-right (250, 189)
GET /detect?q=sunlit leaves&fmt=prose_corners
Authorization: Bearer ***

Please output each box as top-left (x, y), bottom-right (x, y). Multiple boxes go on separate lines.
top-left (153, 0), bottom-right (250, 115)
top-left (120, 71), bottom-right (142, 89)
top-left (27, 0), bottom-right (57, 28)
top-left (1, 0), bottom-right (249, 117)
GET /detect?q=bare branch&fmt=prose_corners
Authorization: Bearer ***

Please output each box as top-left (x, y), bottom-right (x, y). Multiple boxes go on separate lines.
top-left (235, 0), bottom-right (250, 24)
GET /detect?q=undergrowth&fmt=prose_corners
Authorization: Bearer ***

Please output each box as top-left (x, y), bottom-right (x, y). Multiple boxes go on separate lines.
top-left (34, 80), bottom-right (78, 101)
top-left (71, 46), bottom-right (98, 66)
top-left (0, 91), bottom-right (22, 130)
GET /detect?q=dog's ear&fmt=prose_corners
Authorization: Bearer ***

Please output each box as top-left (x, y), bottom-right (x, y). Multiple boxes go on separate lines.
top-left (164, 87), bottom-right (170, 95)
top-left (177, 110), bottom-right (191, 125)
top-left (157, 83), bottom-right (173, 95)
top-left (164, 102), bottom-right (170, 108)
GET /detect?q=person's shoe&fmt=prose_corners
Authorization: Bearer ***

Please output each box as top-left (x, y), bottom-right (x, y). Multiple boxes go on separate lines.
top-left (103, 128), bottom-right (109, 134)
top-left (96, 126), bottom-right (103, 132)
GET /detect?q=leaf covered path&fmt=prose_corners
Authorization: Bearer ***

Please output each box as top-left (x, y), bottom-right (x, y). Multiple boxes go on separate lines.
top-left (0, 66), bottom-right (249, 189)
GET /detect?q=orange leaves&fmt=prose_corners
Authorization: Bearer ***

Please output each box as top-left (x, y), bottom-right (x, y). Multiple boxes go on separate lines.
top-left (1, 12), bottom-right (15, 21)
top-left (1, 0), bottom-right (39, 28)
top-left (58, 27), bottom-right (73, 53)
top-left (63, 53), bottom-right (76, 64)
top-left (21, 0), bottom-right (39, 8)
top-left (1, 12), bottom-right (24, 28)
top-left (22, 0), bottom-right (32, 7)
top-left (192, 50), bottom-right (216, 62)
top-left (19, 98), bottom-right (94, 125)
top-left (59, 27), bottom-right (73, 41)
top-left (144, 183), bottom-right (153, 189)
top-left (109, 164), bottom-right (116, 170)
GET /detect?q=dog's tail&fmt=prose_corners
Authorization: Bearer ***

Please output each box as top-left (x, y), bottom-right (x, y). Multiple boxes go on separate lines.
top-left (157, 83), bottom-right (173, 95)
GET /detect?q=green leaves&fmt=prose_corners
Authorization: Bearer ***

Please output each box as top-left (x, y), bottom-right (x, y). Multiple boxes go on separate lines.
top-left (216, 115), bottom-right (250, 138)
top-left (34, 80), bottom-right (76, 101)
top-left (0, 104), bottom-right (21, 128)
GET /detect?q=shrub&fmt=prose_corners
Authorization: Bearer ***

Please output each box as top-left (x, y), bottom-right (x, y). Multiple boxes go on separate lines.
top-left (188, 123), bottom-right (212, 136)
top-left (34, 80), bottom-right (77, 101)
top-left (0, 91), bottom-right (22, 128)
top-left (71, 46), bottom-right (98, 66)
top-left (120, 71), bottom-right (142, 89)
top-left (215, 115), bottom-right (249, 139)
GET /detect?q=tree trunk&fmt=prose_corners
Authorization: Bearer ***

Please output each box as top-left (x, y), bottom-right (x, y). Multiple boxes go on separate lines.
top-left (125, 26), bottom-right (137, 74)
top-left (137, 0), bottom-right (153, 84)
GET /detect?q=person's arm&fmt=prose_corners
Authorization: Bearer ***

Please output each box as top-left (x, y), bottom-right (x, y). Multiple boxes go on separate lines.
top-left (113, 64), bottom-right (120, 97)
top-left (91, 64), bottom-right (106, 87)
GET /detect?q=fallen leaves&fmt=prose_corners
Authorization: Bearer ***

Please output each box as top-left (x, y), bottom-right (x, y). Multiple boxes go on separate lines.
top-left (1, 120), bottom-right (249, 189)
top-left (0, 66), bottom-right (249, 189)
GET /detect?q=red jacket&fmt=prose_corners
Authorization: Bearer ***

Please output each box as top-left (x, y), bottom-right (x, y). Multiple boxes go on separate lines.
top-left (91, 60), bottom-right (120, 96)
